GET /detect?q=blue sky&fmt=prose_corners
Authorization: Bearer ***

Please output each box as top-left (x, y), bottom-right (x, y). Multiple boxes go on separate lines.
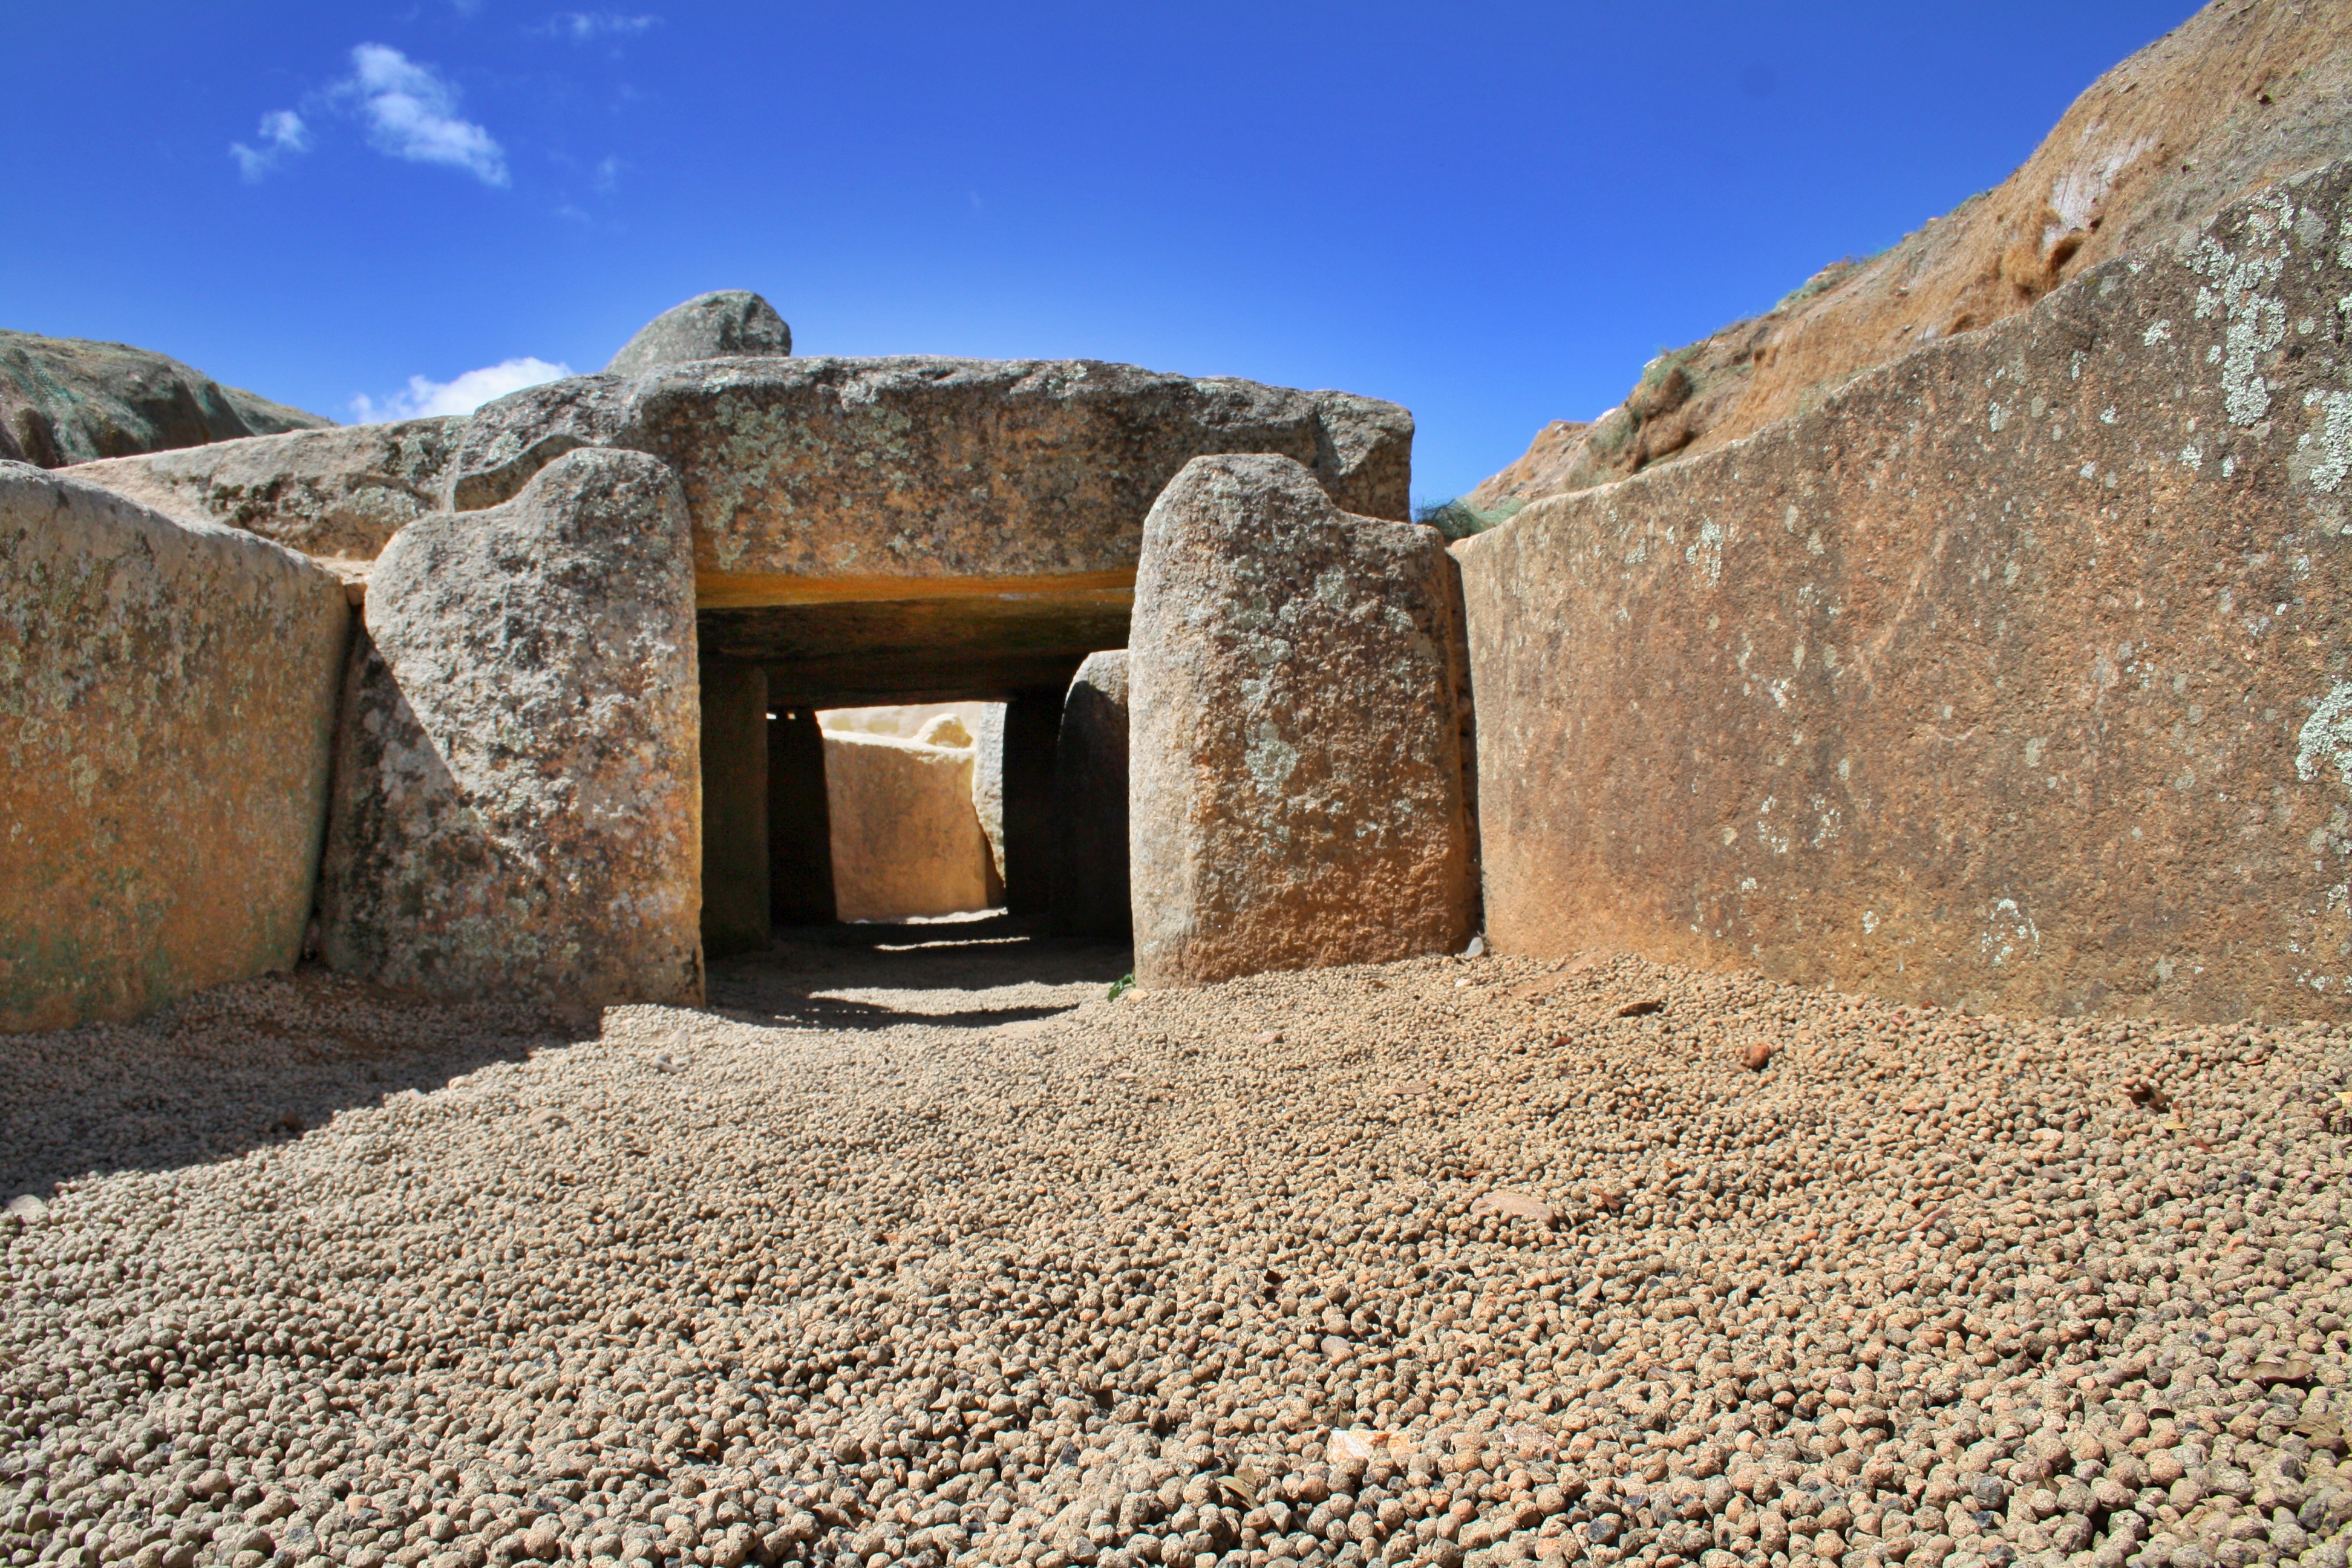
top-left (2, 1), bottom-right (2200, 503)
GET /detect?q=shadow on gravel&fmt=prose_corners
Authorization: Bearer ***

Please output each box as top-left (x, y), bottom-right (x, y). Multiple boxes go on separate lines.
top-left (0, 967), bottom-right (586, 1203)
top-left (703, 913), bottom-right (1134, 1033)
top-left (2, 916), bottom-right (1132, 1203)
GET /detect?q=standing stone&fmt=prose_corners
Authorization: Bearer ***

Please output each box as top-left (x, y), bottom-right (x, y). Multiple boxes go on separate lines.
top-left (700, 663), bottom-right (769, 958)
top-left (1050, 652), bottom-right (1131, 939)
top-left (319, 449), bottom-right (703, 1007)
top-left (604, 291), bottom-right (791, 378)
top-left (999, 688), bottom-right (1063, 918)
top-left (822, 731), bottom-right (993, 922)
top-left (768, 705), bottom-right (836, 925)
top-left (0, 462), bottom-right (349, 1031)
top-left (973, 704), bottom-right (1008, 901)
top-left (1129, 454), bottom-right (1474, 987)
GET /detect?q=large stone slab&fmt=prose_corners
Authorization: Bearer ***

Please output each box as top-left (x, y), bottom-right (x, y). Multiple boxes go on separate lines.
top-left (318, 448), bottom-right (703, 1006)
top-left (1129, 455), bottom-right (1475, 987)
top-left (442, 357), bottom-right (1413, 601)
top-left (66, 417), bottom-right (463, 581)
top-left (1050, 652), bottom-right (1131, 938)
top-left (822, 730), bottom-right (993, 922)
top-left (0, 462), bottom-right (349, 1031)
top-left (1455, 157), bottom-right (2352, 1022)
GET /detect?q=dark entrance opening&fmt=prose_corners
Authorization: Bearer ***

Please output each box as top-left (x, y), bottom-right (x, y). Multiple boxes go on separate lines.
top-left (694, 573), bottom-right (1137, 959)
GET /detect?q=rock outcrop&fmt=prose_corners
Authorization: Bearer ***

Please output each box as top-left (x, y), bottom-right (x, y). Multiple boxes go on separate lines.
top-left (1129, 456), bottom-right (1475, 987)
top-left (1456, 155), bottom-right (2352, 1022)
top-left (0, 463), bottom-right (349, 1032)
top-left (65, 417), bottom-right (462, 583)
top-left (0, 330), bottom-right (328, 470)
top-left (604, 290), bottom-right (792, 377)
top-left (1471, 0), bottom-right (2352, 514)
top-left (442, 357), bottom-right (1414, 593)
top-left (319, 449), bottom-right (703, 1007)
top-left (1050, 652), bottom-right (1131, 938)
top-left (822, 730), bottom-right (995, 922)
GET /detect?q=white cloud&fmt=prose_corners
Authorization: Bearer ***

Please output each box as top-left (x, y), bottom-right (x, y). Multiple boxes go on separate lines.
top-left (544, 11), bottom-right (659, 41)
top-left (351, 358), bottom-right (572, 423)
top-left (230, 109), bottom-right (310, 181)
top-left (342, 44), bottom-right (509, 187)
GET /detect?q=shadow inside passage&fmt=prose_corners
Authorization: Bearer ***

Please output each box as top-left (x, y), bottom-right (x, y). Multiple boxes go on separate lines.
top-left (2, 919), bottom-right (1133, 1201)
top-left (703, 913), bottom-right (1134, 1033)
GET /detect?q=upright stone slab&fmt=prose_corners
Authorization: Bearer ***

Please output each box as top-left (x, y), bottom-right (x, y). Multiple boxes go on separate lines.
top-left (1129, 455), bottom-right (1475, 987)
top-left (1455, 157), bottom-right (2352, 1022)
top-left (822, 731), bottom-right (993, 921)
top-left (0, 462), bottom-right (349, 1031)
top-left (1050, 652), bottom-right (1131, 938)
top-left (999, 687), bottom-right (1062, 918)
top-left (768, 705), bottom-right (836, 925)
top-left (700, 662), bottom-right (769, 958)
top-left (318, 449), bottom-right (703, 1007)
top-left (973, 704), bottom-right (1008, 900)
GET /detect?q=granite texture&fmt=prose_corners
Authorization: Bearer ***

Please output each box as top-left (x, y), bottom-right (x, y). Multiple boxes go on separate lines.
top-left (604, 290), bottom-right (791, 377)
top-left (0, 462), bottom-right (348, 1031)
top-left (0, 329), bottom-right (328, 469)
top-left (318, 449), bottom-right (704, 1007)
top-left (66, 417), bottom-right (463, 580)
top-left (443, 357), bottom-right (1413, 603)
top-left (1129, 455), bottom-right (1475, 987)
top-left (1456, 156), bottom-right (2352, 1021)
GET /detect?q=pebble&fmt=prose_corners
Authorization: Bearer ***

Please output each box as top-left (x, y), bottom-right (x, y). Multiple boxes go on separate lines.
top-left (2, 944), bottom-right (2349, 1568)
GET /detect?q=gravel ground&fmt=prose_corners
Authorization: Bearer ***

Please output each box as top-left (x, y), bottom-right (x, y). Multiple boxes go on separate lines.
top-left (5, 935), bottom-right (2351, 1568)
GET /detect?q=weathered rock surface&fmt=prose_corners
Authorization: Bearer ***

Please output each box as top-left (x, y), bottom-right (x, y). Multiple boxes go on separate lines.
top-left (0, 329), bottom-right (328, 469)
top-left (974, 702), bottom-right (1009, 898)
top-left (1472, 0), bottom-right (2352, 511)
top-left (318, 449), bottom-right (703, 1006)
top-left (822, 730), bottom-right (994, 921)
top-left (443, 357), bottom-right (1413, 597)
top-left (0, 462), bottom-right (348, 1031)
top-left (604, 289), bottom-right (792, 377)
top-left (1457, 156), bottom-right (2352, 1022)
top-left (65, 416), bottom-right (462, 580)
top-left (1050, 651), bottom-right (1131, 937)
top-left (1130, 455), bottom-right (1474, 986)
